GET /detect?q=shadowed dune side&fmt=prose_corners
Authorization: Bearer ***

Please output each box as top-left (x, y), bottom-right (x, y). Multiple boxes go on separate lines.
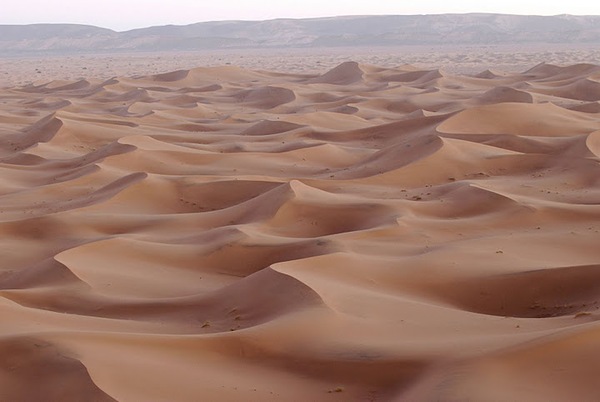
top-left (2, 265), bottom-right (328, 333)
top-left (307, 61), bottom-right (365, 85)
top-left (233, 86), bottom-right (296, 109)
top-left (526, 63), bottom-right (600, 79)
top-left (0, 258), bottom-right (84, 290)
top-left (1, 114), bottom-right (63, 155)
top-left (529, 78), bottom-right (600, 101)
top-left (474, 86), bottom-right (534, 104)
top-left (429, 264), bottom-right (600, 318)
top-left (151, 69), bottom-right (191, 82)
top-left (437, 102), bottom-right (600, 136)
top-left (0, 336), bottom-right (116, 402)
top-left (240, 180), bottom-right (398, 237)
top-left (0, 171), bottom-right (148, 221)
top-left (241, 119), bottom-right (305, 136)
top-left (399, 324), bottom-right (600, 402)
top-left (139, 66), bottom-right (269, 88)
top-left (569, 101), bottom-right (600, 113)
top-left (1, 61), bottom-right (600, 400)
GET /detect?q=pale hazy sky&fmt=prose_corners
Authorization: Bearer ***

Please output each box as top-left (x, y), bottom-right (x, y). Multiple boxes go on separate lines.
top-left (3, 0), bottom-right (600, 31)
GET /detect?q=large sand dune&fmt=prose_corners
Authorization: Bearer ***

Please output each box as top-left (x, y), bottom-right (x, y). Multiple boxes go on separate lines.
top-left (0, 60), bottom-right (599, 401)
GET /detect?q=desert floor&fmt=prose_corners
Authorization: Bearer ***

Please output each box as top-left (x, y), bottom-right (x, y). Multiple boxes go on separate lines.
top-left (0, 46), bottom-right (600, 401)
top-left (2, 44), bottom-right (600, 86)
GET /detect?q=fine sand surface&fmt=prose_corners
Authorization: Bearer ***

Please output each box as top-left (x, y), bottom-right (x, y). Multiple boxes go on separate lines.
top-left (0, 59), bottom-right (599, 401)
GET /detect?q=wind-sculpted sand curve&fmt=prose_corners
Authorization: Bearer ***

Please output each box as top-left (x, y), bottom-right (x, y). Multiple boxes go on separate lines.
top-left (0, 61), bottom-right (599, 401)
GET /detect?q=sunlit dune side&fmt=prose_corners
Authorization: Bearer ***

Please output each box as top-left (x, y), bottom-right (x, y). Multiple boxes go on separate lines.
top-left (0, 61), bottom-right (599, 401)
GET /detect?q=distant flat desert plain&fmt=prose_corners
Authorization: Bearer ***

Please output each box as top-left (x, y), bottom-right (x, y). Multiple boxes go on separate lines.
top-left (0, 44), bottom-right (600, 401)
top-left (2, 44), bottom-right (600, 85)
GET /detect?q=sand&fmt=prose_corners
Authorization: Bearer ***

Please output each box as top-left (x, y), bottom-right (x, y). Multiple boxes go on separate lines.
top-left (2, 43), bottom-right (600, 87)
top-left (0, 55), bottom-right (599, 401)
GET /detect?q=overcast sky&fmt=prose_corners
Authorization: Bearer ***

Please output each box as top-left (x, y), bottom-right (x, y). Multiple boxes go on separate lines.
top-left (2, 0), bottom-right (600, 31)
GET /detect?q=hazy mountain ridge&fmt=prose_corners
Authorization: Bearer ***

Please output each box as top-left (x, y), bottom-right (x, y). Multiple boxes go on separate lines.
top-left (1, 14), bottom-right (600, 54)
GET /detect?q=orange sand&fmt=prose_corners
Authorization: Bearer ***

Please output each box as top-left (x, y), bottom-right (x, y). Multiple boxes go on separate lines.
top-left (0, 59), bottom-right (599, 401)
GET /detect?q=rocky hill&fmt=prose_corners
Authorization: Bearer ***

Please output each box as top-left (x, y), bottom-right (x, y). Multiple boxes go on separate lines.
top-left (1, 14), bottom-right (600, 54)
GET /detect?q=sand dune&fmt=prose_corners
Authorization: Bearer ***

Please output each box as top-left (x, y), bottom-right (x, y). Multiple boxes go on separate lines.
top-left (0, 60), bottom-right (599, 401)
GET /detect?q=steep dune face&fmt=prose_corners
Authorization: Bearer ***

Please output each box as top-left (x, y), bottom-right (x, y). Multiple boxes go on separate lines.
top-left (0, 61), bottom-right (599, 401)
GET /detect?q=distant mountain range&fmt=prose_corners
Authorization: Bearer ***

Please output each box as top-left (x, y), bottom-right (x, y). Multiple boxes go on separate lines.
top-left (1, 14), bottom-right (600, 54)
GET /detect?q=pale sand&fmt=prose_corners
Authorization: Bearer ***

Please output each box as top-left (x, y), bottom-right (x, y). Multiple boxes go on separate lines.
top-left (0, 55), bottom-right (599, 401)
top-left (2, 43), bottom-right (600, 87)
